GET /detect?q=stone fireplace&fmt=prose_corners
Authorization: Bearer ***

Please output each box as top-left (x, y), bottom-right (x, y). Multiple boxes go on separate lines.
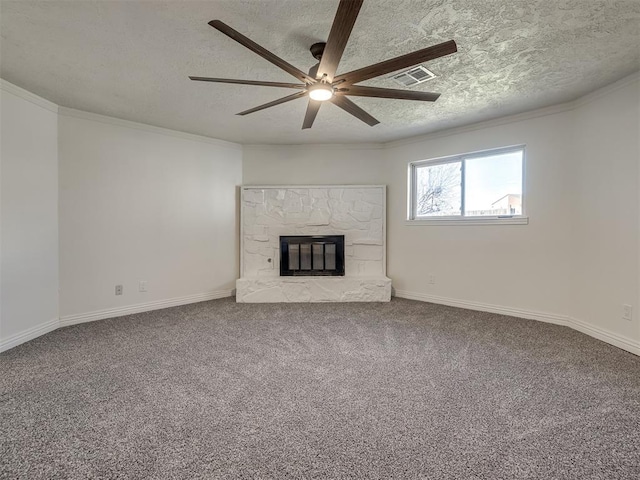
top-left (236, 185), bottom-right (391, 302)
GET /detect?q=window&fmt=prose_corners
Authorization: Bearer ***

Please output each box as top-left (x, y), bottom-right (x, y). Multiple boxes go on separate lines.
top-left (408, 146), bottom-right (526, 225)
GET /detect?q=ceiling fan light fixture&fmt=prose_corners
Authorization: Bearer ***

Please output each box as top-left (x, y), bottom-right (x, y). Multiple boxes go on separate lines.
top-left (307, 83), bottom-right (334, 101)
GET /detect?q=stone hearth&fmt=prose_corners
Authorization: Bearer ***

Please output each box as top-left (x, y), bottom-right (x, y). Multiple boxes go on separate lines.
top-left (236, 185), bottom-right (391, 303)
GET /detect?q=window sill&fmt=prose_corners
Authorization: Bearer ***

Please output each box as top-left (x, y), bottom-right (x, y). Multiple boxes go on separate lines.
top-left (405, 216), bottom-right (529, 226)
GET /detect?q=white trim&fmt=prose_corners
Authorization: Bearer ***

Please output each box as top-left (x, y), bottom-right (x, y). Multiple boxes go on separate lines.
top-left (567, 317), bottom-right (640, 356)
top-left (0, 318), bottom-right (60, 353)
top-left (572, 70), bottom-right (640, 109)
top-left (243, 72), bottom-right (639, 150)
top-left (59, 290), bottom-right (233, 327)
top-left (394, 290), bottom-right (568, 325)
top-left (3, 291), bottom-right (637, 357)
top-left (242, 184), bottom-right (387, 190)
top-left (0, 79), bottom-right (59, 113)
top-left (4, 72), bottom-right (637, 150)
top-left (243, 142), bottom-right (385, 150)
top-left (384, 71), bottom-right (639, 149)
top-left (407, 145), bottom-right (526, 223)
top-left (385, 103), bottom-right (572, 148)
top-left (382, 185), bottom-right (387, 276)
top-left (57, 107), bottom-right (242, 150)
top-left (406, 216), bottom-right (529, 226)
top-left (0, 291), bottom-right (233, 352)
top-left (394, 290), bottom-right (640, 356)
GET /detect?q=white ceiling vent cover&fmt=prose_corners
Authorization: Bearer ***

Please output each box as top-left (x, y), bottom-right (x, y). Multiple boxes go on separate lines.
top-left (391, 66), bottom-right (436, 87)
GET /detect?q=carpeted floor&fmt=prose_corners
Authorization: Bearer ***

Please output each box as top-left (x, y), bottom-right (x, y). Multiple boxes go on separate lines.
top-left (1, 297), bottom-right (639, 479)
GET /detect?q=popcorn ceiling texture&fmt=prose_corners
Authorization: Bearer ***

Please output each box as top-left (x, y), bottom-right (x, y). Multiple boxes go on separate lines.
top-left (1, 0), bottom-right (638, 144)
top-left (239, 186), bottom-right (391, 302)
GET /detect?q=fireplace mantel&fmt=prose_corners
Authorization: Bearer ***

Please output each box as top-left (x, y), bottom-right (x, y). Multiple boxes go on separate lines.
top-left (236, 185), bottom-right (391, 303)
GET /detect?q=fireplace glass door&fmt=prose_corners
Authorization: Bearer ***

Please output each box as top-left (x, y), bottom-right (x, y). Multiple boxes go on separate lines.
top-left (280, 236), bottom-right (344, 276)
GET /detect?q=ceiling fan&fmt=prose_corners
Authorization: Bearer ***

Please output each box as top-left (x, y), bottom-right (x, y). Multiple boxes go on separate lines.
top-left (189, 0), bottom-right (457, 129)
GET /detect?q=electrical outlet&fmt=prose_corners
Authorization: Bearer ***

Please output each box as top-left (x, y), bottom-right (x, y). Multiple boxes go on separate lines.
top-left (115, 284), bottom-right (123, 296)
top-left (428, 274), bottom-right (436, 285)
top-left (139, 280), bottom-right (148, 293)
top-left (622, 304), bottom-right (632, 321)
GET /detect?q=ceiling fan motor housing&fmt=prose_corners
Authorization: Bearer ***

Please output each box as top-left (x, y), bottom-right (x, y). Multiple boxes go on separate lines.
top-left (310, 42), bottom-right (326, 61)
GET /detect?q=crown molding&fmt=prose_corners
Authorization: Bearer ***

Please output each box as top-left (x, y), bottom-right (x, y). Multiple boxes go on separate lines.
top-left (571, 70), bottom-right (639, 108)
top-left (4, 70), bottom-right (637, 150)
top-left (0, 79), bottom-right (59, 113)
top-left (384, 70), bottom-right (640, 149)
top-left (243, 71), bottom-right (638, 151)
top-left (57, 107), bottom-right (242, 150)
top-left (383, 103), bottom-right (573, 149)
top-left (243, 142), bottom-right (385, 151)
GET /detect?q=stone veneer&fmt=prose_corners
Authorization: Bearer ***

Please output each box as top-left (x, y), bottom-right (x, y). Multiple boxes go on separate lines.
top-left (236, 185), bottom-right (391, 302)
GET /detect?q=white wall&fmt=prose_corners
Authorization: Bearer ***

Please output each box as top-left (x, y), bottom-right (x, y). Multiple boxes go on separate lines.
top-left (570, 76), bottom-right (640, 343)
top-left (58, 111), bottom-right (242, 320)
top-left (244, 73), bottom-right (640, 353)
top-left (386, 111), bottom-right (574, 318)
top-left (2, 74), bottom-right (637, 354)
top-left (243, 144), bottom-right (387, 186)
top-left (245, 112), bottom-right (575, 318)
top-left (1, 83), bottom-right (59, 348)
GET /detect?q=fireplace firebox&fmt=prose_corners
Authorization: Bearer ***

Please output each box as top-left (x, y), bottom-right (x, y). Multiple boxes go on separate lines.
top-left (280, 235), bottom-right (345, 276)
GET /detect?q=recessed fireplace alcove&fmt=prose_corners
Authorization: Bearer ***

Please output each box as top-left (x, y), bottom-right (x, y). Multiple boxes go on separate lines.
top-left (280, 235), bottom-right (345, 276)
top-left (236, 185), bottom-right (391, 303)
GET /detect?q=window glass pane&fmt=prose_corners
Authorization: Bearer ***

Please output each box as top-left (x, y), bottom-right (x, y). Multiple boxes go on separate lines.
top-left (464, 150), bottom-right (523, 216)
top-left (415, 161), bottom-right (461, 216)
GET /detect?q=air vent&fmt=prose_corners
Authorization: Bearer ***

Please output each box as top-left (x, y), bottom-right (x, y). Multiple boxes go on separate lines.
top-left (391, 66), bottom-right (436, 87)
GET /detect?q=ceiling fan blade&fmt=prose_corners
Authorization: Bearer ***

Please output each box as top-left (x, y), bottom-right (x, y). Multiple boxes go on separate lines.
top-left (236, 91), bottom-right (307, 116)
top-left (209, 20), bottom-right (315, 84)
top-left (317, 0), bottom-right (364, 83)
top-left (333, 40), bottom-right (457, 86)
top-left (338, 85), bottom-right (440, 101)
top-left (330, 95), bottom-right (379, 126)
top-left (302, 100), bottom-right (322, 129)
top-left (189, 77), bottom-right (307, 89)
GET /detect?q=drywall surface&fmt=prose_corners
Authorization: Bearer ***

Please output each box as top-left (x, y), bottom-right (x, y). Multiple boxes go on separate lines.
top-left (0, 85), bottom-right (59, 345)
top-left (245, 114), bottom-right (574, 317)
top-left (58, 112), bottom-right (242, 318)
top-left (242, 144), bottom-right (387, 186)
top-left (386, 111), bottom-right (573, 318)
top-left (242, 74), bottom-right (640, 353)
top-left (570, 76), bottom-right (640, 342)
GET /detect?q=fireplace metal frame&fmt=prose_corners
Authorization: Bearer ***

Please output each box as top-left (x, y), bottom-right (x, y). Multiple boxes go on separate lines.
top-left (280, 235), bottom-right (345, 276)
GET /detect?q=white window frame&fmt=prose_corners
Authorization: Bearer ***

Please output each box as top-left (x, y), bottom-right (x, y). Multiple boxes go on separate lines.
top-left (407, 145), bottom-right (528, 226)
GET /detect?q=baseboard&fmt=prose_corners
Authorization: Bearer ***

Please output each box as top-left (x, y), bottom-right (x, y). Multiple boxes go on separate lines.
top-left (567, 317), bottom-right (640, 356)
top-left (0, 291), bottom-right (234, 353)
top-left (4, 290), bottom-right (637, 357)
top-left (59, 290), bottom-right (234, 327)
top-left (394, 290), bottom-right (568, 325)
top-left (394, 290), bottom-right (640, 356)
top-left (0, 318), bottom-right (60, 353)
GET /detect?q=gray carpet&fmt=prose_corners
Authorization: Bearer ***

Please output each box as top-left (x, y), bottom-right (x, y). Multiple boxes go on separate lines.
top-left (1, 297), bottom-right (639, 479)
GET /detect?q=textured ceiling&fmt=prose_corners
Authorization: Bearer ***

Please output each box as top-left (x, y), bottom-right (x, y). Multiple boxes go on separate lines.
top-left (1, 0), bottom-right (639, 144)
